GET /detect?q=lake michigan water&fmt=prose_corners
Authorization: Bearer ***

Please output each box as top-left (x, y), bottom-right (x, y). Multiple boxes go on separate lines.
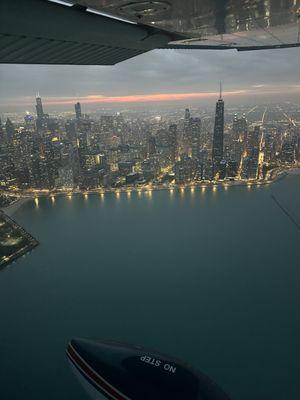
top-left (1, 174), bottom-right (300, 400)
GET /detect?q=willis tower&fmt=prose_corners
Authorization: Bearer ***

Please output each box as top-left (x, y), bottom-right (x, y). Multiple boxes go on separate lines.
top-left (212, 83), bottom-right (224, 177)
top-left (35, 94), bottom-right (44, 119)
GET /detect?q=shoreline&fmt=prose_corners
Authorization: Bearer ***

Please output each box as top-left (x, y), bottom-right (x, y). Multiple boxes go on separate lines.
top-left (0, 197), bottom-right (33, 217)
top-left (1, 166), bottom-right (299, 211)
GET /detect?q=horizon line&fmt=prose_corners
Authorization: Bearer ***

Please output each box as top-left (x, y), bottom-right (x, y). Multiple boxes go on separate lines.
top-left (1, 85), bottom-right (300, 108)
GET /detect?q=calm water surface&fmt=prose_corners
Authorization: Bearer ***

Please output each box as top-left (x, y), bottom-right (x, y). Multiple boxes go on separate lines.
top-left (1, 175), bottom-right (300, 400)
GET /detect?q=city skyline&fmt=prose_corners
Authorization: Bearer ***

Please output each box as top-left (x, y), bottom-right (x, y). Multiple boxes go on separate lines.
top-left (1, 47), bottom-right (300, 111)
top-left (1, 1), bottom-right (300, 399)
top-left (3, 85), bottom-right (300, 112)
top-left (1, 88), bottom-right (299, 269)
top-left (0, 87), bottom-right (299, 198)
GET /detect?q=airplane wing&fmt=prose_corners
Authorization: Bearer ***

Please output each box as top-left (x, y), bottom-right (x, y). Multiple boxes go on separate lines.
top-left (0, 0), bottom-right (299, 65)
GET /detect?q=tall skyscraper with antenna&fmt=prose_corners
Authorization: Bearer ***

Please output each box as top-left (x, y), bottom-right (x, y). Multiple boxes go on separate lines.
top-left (212, 82), bottom-right (224, 176)
top-left (35, 93), bottom-right (44, 119)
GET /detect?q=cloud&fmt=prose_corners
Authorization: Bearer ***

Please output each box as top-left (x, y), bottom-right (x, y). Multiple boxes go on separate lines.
top-left (0, 47), bottom-right (299, 109)
top-left (2, 85), bottom-right (299, 109)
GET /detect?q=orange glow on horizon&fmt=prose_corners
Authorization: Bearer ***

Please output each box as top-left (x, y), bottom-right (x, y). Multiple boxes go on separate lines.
top-left (42, 90), bottom-right (248, 106)
top-left (35, 87), bottom-right (300, 106)
top-left (3, 85), bottom-right (300, 108)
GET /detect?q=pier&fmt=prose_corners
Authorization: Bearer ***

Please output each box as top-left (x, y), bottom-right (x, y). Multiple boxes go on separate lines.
top-left (0, 211), bottom-right (39, 270)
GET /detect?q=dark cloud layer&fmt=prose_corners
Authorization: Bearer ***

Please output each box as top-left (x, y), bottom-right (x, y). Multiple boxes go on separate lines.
top-left (0, 47), bottom-right (299, 104)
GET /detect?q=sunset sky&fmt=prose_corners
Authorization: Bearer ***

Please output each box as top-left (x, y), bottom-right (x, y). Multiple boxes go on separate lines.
top-left (0, 47), bottom-right (299, 111)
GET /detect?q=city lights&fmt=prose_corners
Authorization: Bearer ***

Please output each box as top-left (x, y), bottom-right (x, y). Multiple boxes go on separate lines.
top-left (0, 94), bottom-right (298, 201)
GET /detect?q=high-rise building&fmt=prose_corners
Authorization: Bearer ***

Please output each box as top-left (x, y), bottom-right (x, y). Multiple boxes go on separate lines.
top-left (184, 108), bottom-right (190, 123)
top-left (280, 141), bottom-right (295, 163)
top-left (247, 125), bottom-right (260, 153)
top-left (168, 124), bottom-right (178, 162)
top-left (65, 120), bottom-right (77, 142)
top-left (212, 83), bottom-right (224, 175)
top-left (75, 102), bottom-right (82, 120)
top-left (174, 155), bottom-right (194, 184)
top-left (55, 166), bottom-right (74, 189)
top-left (0, 118), bottom-right (6, 145)
top-left (35, 94), bottom-right (44, 119)
top-left (227, 160), bottom-right (239, 178)
top-left (77, 130), bottom-right (89, 171)
top-left (5, 118), bottom-right (15, 141)
top-left (183, 108), bottom-right (191, 154)
top-left (190, 117), bottom-right (201, 160)
top-left (232, 114), bottom-right (247, 141)
top-left (147, 135), bottom-right (156, 157)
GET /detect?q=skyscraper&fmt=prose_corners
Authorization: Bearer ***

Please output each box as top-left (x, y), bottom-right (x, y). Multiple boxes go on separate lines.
top-left (168, 124), bottom-right (178, 162)
top-left (190, 117), bottom-right (201, 160)
top-left (232, 114), bottom-right (247, 141)
top-left (147, 135), bottom-right (156, 157)
top-left (184, 108), bottom-right (190, 122)
top-left (183, 108), bottom-right (191, 154)
top-left (0, 118), bottom-right (4, 144)
top-left (5, 118), bottom-right (15, 141)
top-left (75, 102), bottom-right (82, 120)
top-left (35, 94), bottom-right (44, 119)
top-left (212, 83), bottom-right (224, 176)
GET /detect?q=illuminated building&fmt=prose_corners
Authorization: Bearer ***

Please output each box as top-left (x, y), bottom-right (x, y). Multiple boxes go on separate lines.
top-left (55, 167), bottom-right (74, 189)
top-left (190, 117), bottom-right (201, 160)
top-left (147, 135), bottom-right (156, 157)
top-left (219, 160), bottom-right (227, 180)
top-left (280, 141), bottom-right (295, 163)
top-left (212, 84), bottom-right (224, 176)
top-left (226, 161), bottom-right (239, 178)
top-left (168, 124), bottom-right (178, 163)
top-left (174, 155), bottom-right (194, 184)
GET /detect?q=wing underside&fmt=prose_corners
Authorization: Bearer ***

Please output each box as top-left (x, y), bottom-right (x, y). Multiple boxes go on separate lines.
top-left (0, 0), bottom-right (299, 65)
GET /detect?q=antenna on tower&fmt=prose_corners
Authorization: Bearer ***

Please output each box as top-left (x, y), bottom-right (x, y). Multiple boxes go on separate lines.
top-left (219, 81), bottom-right (222, 99)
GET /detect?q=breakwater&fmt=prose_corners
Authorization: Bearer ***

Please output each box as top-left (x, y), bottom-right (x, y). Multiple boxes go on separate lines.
top-left (0, 211), bottom-right (39, 270)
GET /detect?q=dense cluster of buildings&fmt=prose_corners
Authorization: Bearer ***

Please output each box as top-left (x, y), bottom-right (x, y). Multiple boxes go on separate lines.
top-left (0, 91), bottom-right (299, 192)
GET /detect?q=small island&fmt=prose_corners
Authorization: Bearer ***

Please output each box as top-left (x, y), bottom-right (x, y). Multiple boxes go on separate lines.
top-left (0, 209), bottom-right (39, 270)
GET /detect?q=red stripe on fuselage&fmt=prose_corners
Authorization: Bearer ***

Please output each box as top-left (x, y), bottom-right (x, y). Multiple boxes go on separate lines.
top-left (67, 344), bottom-right (129, 400)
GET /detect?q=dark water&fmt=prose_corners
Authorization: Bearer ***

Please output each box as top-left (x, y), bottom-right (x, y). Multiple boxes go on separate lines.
top-left (1, 175), bottom-right (300, 400)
